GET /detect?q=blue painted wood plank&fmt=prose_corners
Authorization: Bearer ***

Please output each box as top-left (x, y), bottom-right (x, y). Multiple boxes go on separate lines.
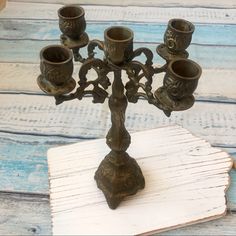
top-left (0, 131), bottom-right (235, 210)
top-left (0, 133), bottom-right (81, 193)
top-left (0, 20), bottom-right (236, 46)
top-left (0, 39), bottom-right (235, 69)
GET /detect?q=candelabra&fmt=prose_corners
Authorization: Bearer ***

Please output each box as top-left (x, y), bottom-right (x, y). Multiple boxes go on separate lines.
top-left (37, 5), bottom-right (202, 209)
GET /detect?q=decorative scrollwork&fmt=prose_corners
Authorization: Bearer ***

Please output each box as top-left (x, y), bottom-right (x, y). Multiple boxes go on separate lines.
top-left (125, 60), bottom-right (172, 116)
top-left (77, 58), bottom-right (111, 103)
top-left (130, 47), bottom-right (154, 67)
top-left (125, 61), bottom-right (153, 103)
top-left (87, 40), bottom-right (105, 59)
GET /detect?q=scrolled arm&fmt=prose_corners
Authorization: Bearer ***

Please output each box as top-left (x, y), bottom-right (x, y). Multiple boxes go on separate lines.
top-left (87, 40), bottom-right (105, 59)
top-left (130, 47), bottom-right (154, 66)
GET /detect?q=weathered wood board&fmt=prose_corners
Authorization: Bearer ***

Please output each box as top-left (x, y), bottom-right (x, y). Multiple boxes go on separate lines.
top-left (48, 125), bottom-right (232, 235)
top-left (7, 0), bottom-right (236, 8)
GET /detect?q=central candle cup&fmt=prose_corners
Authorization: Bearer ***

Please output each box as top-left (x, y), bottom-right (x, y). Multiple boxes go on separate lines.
top-left (104, 26), bottom-right (134, 65)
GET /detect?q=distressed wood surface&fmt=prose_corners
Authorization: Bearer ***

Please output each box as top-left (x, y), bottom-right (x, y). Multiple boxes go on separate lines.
top-left (48, 126), bottom-right (232, 235)
top-left (0, 192), bottom-right (51, 235)
top-left (0, 40), bottom-right (235, 69)
top-left (1, 2), bottom-right (236, 24)
top-left (2, 20), bottom-right (236, 46)
top-left (1, 63), bottom-right (236, 102)
top-left (0, 1), bottom-right (236, 235)
top-left (8, 0), bottom-right (236, 8)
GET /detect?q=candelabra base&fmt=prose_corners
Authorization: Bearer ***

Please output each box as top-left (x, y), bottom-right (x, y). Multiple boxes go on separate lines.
top-left (94, 151), bottom-right (145, 209)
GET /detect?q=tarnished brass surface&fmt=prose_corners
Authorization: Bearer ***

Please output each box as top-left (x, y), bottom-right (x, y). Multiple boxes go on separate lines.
top-left (37, 5), bottom-right (202, 209)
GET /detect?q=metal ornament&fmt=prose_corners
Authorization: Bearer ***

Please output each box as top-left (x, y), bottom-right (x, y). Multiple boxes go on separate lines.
top-left (37, 5), bottom-right (202, 209)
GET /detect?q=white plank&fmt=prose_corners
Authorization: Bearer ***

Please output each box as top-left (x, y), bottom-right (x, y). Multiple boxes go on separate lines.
top-left (1, 2), bottom-right (236, 24)
top-left (48, 126), bottom-right (232, 235)
top-left (8, 0), bottom-right (236, 8)
top-left (1, 63), bottom-right (236, 102)
top-left (0, 94), bottom-right (236, 146)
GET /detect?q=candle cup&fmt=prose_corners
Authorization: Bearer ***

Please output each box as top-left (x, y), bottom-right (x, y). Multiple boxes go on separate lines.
top-left (164, 58), bottom-right (201, 100)
top-left (104, 26), bottom-right (134, 65)
top-left (58, 5), bottom-right (86, 40)
top-left (164, 18), bottom-right (195, 54)
top-left (38, 45), bottom-right (76, 95)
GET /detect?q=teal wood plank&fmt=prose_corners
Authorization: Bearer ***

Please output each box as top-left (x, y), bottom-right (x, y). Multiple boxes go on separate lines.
top-left (0, 39), bottom-right (236, 69)
top-left (1, 20), bottom-right (236, 46)
top-left (0, 191), bottom-right (51, 235)
top-left (0, 131), bottom-right (235, 208)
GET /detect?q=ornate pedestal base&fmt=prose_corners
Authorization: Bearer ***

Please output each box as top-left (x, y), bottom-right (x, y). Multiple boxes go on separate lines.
top-left (94, 151), bottom-right (145, 209)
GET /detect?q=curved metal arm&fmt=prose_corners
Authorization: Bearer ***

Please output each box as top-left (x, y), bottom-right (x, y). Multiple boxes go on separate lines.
top-left (78, 58), bottom-right (111, 103)
top-left (130, 47), bottom-right (154, 66)
top-left (87, 40), bottom-right (105, 59)
top-left (153, 63), bottom-right (168, 74)
top-left (54, 58), bottom-right (111, 105)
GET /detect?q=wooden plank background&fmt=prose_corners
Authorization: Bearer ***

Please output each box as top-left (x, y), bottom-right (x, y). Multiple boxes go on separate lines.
top-left (0, 1), bottom-right (236, 235)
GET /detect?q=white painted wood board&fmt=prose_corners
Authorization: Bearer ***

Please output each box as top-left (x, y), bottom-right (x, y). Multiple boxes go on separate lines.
top-left (48, 125), bottom-right (232, 235)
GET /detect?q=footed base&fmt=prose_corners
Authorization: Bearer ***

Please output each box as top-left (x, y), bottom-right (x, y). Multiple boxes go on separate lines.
top-left (94, 151), bottom-right (145, 209)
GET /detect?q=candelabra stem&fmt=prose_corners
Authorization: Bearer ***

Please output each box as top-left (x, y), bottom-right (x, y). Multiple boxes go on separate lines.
top-left (94, 68), bottom-right (145, 209)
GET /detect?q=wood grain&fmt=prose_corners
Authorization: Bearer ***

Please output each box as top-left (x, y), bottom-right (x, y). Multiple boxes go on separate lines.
top-left (0, 94), bottom-right (236, 146)
top-left (1, 2), bottom-right (236, 24)
top-left (0, 191), bottom-right (235, 236)
top-left (0, 191), bottom-right (51, 235)
top-left (48, 126), bottom-right (232, 235)
top-left (0, 40), bottom-right (235, 69)
top-left (0, 1), bottom-right (236, 235)
top-left (1, 20), bottom-right (236, 46)
top-left (8, 0), bottom-right (236, 8)
top-left (1, 63), bottom-right (236, 102)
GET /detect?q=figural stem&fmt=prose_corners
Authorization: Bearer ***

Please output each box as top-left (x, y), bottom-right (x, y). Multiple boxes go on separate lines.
top-left (106, 69), bottom-right (131, 152)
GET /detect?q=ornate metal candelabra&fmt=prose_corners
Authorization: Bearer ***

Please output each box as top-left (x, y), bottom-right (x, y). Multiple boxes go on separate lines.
top-left (38, 5), bottom-right (202, 209)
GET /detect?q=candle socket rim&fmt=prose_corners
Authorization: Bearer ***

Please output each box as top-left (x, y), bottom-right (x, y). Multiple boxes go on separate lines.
top-left (58, 5), bottom-right (85, 20)
top-left (168, 18), bottom-right (195, 34)
top-left (105, 26), bottom-right (134, 43)
top-left (168, 58), bottom-right (202, 81)
top-left (40, 44), bottom-right (73, 65)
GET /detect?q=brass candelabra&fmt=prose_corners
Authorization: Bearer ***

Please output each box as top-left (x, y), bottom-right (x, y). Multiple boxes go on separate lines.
top-left (37, 5), bottom-right (202, 209)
